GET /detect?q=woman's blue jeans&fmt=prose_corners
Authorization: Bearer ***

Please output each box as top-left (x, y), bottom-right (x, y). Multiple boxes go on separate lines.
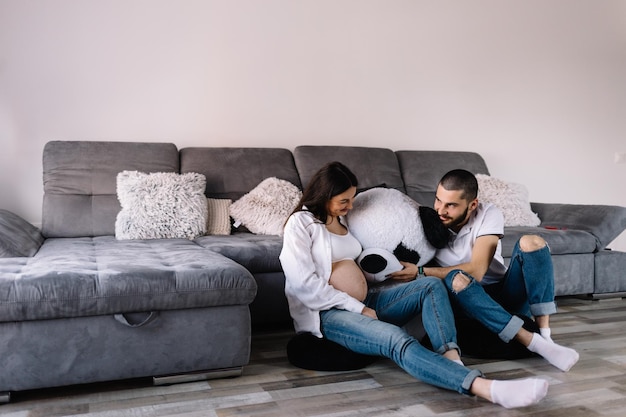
top-left (320, 277), bottom-right (481, 395)
top-left (444, 240), bottom-right (557, 342)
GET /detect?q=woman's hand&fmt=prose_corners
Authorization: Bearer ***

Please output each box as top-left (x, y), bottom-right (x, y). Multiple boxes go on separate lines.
top-left (361, 306), bottom-right (378, 320)
top-left (388, 261), bottom-right (418, 282)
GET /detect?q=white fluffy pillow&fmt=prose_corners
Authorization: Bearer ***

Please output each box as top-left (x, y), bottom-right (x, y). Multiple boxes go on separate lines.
top-left (229, 177), bottom-right (302, 235)
top-left (206, 198), bottom-right (232, 235)
top-left (476, 174), bottom-right (541, 227)
top-left (115, 171), bottom-right (208, 240)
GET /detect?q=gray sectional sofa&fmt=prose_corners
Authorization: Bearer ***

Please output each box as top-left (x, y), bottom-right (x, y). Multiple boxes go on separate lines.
top-left (1, 140), bottom-right (625, 402)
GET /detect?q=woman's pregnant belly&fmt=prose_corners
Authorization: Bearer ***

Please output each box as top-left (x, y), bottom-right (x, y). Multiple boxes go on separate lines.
top-left (329, 259), bottom-right (368, 302)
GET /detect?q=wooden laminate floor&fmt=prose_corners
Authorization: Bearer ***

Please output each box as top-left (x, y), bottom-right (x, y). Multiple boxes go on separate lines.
top-left (2, 297), bottom-right (626, 416)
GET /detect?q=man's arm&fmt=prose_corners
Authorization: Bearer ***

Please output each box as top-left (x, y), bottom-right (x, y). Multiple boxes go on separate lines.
top-left (426, 234), bottom-right (500, 281)
top-left (389, 234), bottom-right (500, 282)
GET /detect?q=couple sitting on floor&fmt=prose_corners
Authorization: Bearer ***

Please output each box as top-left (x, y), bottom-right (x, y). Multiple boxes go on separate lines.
top-left (280, 162), bottom-right (579, 409)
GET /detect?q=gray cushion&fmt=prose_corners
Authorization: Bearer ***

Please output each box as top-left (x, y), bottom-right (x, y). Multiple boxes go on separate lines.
top-left (294, 146), bottom-right (405, 192)
top-left (42, 141), bottom-right (180, 238)
top-left (501, 227), bottom-right (598, 257)
top-left (180, 147), bottom-right (302, 201)
top-left (194, 233), bottom-right (283, 273)
top-left (396, 151), bottom-right (489, 206)
top-left (0, 210), bottom-right (44, 257)
top-left (531, 202), bottom-right (626, 250)
top-left (0, 237), bottom-right (257, 322)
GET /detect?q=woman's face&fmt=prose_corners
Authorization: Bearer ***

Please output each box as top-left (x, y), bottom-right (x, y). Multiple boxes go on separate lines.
top-left (326, 186), bottom-right (357, 218)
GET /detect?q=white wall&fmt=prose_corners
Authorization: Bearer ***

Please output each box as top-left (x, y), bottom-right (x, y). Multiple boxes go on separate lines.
top-left (1, 0), bottom-right (625, 249)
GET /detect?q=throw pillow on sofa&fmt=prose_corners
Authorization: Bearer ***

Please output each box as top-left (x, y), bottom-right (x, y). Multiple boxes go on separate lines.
top-left (0, 209), bottom-right (44, 257)
top-left (476, 174), bottom-right (541, 227)
top-left (206, 198), bottom-right (232, 235)
top-left (115, 171), bottom-right (208, 240)
top-left (230, 177), bottom-right (302, 236)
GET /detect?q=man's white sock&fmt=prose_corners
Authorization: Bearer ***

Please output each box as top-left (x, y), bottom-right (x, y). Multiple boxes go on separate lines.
top-left (490, 378), bottom-right (549, 409)
top-left (452, 359), bottom-right (464, 366)
top-left (527, 333), bottom-right (579, 371)
top-left (539, 327), bottom-right (553, 343)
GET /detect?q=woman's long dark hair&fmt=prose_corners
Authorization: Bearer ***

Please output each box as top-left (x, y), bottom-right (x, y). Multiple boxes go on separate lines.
top-left (291, 161), bottom-right (358, 224)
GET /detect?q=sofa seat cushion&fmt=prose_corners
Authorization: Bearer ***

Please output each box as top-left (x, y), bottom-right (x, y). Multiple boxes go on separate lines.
top-left (194, 233), bottom-right (283, 273)
top-left (501, 227), bottom-right (598, 257)
top-left (0, 237), bottom-right (256, 322)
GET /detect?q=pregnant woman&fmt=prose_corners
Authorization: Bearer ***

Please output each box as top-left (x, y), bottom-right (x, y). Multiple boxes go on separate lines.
top-left (279, 161), bottom-right (549, 409)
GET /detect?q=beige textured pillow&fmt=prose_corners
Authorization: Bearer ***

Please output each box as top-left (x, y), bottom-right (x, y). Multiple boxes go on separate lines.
top-left (206, 198), bottom-right (232, 235)
top-left (229, 177), bottom-right (302, 235)
top-left (476, 174), bottom-right (541, 227)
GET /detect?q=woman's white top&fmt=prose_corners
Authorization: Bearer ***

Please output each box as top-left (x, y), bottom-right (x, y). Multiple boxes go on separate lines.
top-left (279, 211), bottom-right (366, 338)
top-left (330, 231), bottom-right (362, 262)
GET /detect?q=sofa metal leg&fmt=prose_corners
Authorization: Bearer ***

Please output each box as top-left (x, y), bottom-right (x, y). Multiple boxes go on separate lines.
top-left (152, 367), bottom-right (243, 386)
top-left (0, 391), bottom-right (11, 403)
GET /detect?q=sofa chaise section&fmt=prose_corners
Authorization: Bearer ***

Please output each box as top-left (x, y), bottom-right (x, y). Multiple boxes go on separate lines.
top-left (0, 237), bottom-right (256, 392)
top-left (0, 141), bottom-right (258, 399)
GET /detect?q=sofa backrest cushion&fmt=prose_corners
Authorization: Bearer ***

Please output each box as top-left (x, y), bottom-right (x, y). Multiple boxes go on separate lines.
top-left (179, 147), bottom-right (302, 200)
top-left (42, 141), bottom-right (179, 238)
top-left (293, 146), bottom-right (405, 192)
top-left (396, 151), bottom-right (490, 206)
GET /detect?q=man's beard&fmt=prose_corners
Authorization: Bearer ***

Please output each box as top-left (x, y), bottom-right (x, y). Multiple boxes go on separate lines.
top-left (443, 206), bottom-right (469, 231)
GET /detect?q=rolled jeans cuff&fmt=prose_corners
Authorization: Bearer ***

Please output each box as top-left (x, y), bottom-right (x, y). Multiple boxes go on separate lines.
top-left (461, 369), bottom-right (484, 396)
top-left (530, 301), bottom-right (557, 317)
top-left (498, 315), bottom-right (524, 343)
top-left (436, 341), bottom-right (461, 357)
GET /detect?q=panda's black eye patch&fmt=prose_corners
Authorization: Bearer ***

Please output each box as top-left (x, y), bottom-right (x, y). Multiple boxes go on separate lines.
top-left (359, 254), bottom-right (388, 274)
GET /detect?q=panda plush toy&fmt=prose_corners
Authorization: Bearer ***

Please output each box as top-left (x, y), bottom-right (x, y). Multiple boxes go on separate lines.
top-left (347, 187), bottom-right (449, 281)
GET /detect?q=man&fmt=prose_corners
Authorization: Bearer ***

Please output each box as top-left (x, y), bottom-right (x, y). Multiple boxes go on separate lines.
top-left (390, 169), bottom-right (579, 371)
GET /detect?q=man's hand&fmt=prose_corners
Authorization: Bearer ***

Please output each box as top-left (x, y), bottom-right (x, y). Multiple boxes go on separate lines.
top-left (361, 306), bottom-right (378, 320)
top-left (388, 261), bottom-right (418, 282)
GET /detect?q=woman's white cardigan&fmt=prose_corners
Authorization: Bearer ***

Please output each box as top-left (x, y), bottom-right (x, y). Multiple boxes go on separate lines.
top-left (280, 211), bottom-right (365, 338)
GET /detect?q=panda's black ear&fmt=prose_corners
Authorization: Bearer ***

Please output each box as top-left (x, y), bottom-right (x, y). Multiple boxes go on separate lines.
top-left (418, 206), bottom-right (449, 249)
top-left (393, 244), bottom-right (420, 264)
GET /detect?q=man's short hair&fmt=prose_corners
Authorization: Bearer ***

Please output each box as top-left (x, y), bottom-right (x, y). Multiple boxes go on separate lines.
top-left (439, 169), bottom-right (478, 201)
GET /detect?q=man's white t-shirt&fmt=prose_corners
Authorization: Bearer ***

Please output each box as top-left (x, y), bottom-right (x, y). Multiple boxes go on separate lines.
top-left (434, 202), bottom-right (508, 285)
